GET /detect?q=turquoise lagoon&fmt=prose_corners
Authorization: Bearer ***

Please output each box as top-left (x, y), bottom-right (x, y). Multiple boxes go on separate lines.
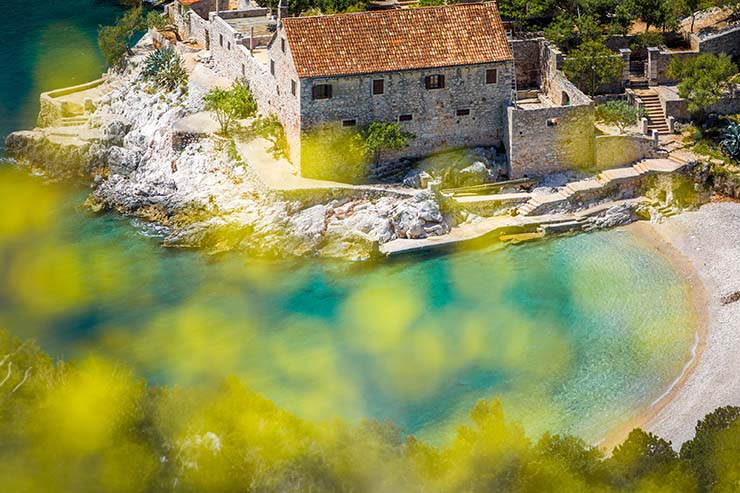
top-left (0, 0), bottom-right (698, 444)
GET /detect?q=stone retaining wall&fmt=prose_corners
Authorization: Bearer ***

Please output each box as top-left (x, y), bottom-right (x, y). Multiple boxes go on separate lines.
top-left (594, 134), bottom-right (659, 168)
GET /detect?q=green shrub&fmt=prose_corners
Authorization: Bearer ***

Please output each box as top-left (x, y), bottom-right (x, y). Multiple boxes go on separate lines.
top-left (595, 101), bottom-right (645, 133)
top-left (669, 54), bottom-right (739, 118)
top-left (203, 83), bottom-right (258, 135)
top-left (97, 7), bottom-right (145, 67)
top-left (146, 10), bottom-right (167, 31)
top-left (563, 40), bottom-right (625, 96)
top-left (720, 122), bottom-right (740, 162)
top-left (142, 47), bottom-right (188, 91)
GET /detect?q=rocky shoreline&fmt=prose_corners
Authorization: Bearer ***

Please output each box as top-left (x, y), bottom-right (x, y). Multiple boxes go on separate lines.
top-left (5, 33), bottom-right (716, 261)
top-left (5, 35), bottom-right (455, 260)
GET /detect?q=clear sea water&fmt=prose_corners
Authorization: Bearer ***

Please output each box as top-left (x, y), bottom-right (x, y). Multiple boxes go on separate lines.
top-left (0, 0), bottom-right (698, 444)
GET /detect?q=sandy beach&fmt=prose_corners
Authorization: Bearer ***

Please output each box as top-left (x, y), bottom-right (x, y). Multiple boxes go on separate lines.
top-left (605, 202), bottom-right (740, 449)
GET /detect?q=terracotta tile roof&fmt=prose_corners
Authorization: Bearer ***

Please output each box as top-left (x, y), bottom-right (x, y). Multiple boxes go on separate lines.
top-left (178, 0), bottom-right (206, 6)
top-left (282, 2), bottom-right (513, 78)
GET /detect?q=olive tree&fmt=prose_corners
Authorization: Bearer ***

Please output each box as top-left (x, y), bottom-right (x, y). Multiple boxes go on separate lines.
top-left (563, 40), bottom-right (624, 96)
top-left (669, 53), bottom-right (738, 119)
top-left (97, 7), bottom-right (145, 67)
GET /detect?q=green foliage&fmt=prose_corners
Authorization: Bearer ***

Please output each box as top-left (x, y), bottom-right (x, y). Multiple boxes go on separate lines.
top-left (6, 325), bottom-right (740, 491)
top-left (545, 13), bottom-right (602, 53)
top-left (630, 31), bottom-right (665, 52)
top-left (255, 0), bottom-right (367, 16)
top-left (623, 0), bottom-right (677, 32)
top-left (251, 114), bottom-right (288, 158)
top-left (563, 40), bottom-right (625, 96)
top-left (203, 82), bottom-right (258, 135)
top-left (146, 10), bottom-right (167, 31)
top-left (97, 6), bottom-right (145, 67)
top-left (669, 54), bottom-right (739, 117)
top-left (363, 122), bottom-right (415, 164)
top-left (720, 123), bottom-right (740, 162)
top-left (595, 101), bottom-right (645, 133)
top-left (142, 47), bottom-right (187, 92)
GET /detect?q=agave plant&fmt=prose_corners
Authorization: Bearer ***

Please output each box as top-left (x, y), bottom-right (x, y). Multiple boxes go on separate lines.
top-left (142, 47), bottom-right (187, 92)
top-left (720, 122), bottom-right (740, 162)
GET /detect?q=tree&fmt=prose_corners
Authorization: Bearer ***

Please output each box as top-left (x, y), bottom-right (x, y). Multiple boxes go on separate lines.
top-left (624, 0), bottom-right (676, 32)
top-left (97, 7), bottom-right (145, 67)
top-left (545, 13), bottom-right (602, 52)
top-left (607, 429), bottom-right (679, 488)
top-left (363, 122), bottom-right (414, 165)
top-left (669, 53), bottom-right (739, 118)
top-left (595, 101), bottom-right (645, 133)
top-left (146, 10), bottom-right (168, 32)
top-left (563, 40), bottom-right (624, 96)
top-left (679, 0), bottom-right (702, 33)
top-left (680, 406), bottom-right (740, 490)
top-left (203, 82), bottom-right (257, 135)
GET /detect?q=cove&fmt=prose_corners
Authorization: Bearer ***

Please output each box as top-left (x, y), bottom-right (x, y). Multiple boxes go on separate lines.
top-left (0, 0), bottom-right (698, 445)
top-left (0, 181), bottom-right (698, 444)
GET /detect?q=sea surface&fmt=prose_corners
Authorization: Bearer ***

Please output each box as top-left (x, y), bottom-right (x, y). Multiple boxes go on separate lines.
top-left (0, 0), bottom-right (698, 444)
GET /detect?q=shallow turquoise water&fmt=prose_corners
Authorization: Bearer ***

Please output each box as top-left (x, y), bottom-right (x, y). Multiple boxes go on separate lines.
top-left (0, 183), bottom-right (697, 443)
top-left (0, 1), bottom-right (698, 444)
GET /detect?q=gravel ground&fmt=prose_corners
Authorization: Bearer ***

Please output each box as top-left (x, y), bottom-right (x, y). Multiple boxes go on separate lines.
top-left (639, 202), bottom-right (740, 447)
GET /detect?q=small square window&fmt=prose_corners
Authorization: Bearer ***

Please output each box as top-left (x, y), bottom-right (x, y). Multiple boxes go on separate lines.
top-left (372, 79), bottom-right (384, 95)
top-left (399, 114), bottom-right (413, 122)
top-left (270, 59), bottom-right (275, 76)
top-left (456, 109), bottom-right (470, 116)
top-left (291, 79), bottom-right (297, 96)
top-left (342, 119), bottom-right (356, 127)
top-left (486, 69), bottom-right (498, 84)
top-left (312, 84), bottom-right (332, 100)
top-left (425, 74), bottom-right (445, 90)
top-left (281, 38), bottom-right (286, 53)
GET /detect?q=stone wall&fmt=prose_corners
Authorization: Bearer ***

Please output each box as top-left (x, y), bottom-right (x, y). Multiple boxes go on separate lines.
top-left (506, 102), bottom-right (595, 178)
top-left (656, 84), bottom-right (740, 120)
top-left (698, 25), bottom-right (740, 62)
top-left (647, 48), bottom-right (696, 86)
top-left (510, 38), bottom-right (541, 89)
top-left (298, 61), bottom-right (514, 179)
top-left (594, 134), bottom-right (658, 168)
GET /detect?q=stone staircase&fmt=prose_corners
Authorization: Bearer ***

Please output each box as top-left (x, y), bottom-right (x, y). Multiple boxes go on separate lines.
top-left (635, 90), bottom-right (669, 134)
top-left (60, 116), bottom-right (88, 127)
top-left (517, 157), bottom-right (686, 216)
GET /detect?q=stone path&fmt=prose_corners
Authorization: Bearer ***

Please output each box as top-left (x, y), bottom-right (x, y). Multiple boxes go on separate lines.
top-left (381, 157), bottom-right (690, 256)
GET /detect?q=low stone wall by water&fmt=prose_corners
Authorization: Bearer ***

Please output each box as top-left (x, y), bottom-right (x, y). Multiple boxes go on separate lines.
top-left (594, 134), bottom-right (660, 169)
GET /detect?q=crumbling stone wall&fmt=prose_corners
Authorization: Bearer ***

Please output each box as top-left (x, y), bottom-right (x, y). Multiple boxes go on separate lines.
top-left (698, 25), bottom-right (740, 62)
top-left (511, 38), bottom-right (541, 89)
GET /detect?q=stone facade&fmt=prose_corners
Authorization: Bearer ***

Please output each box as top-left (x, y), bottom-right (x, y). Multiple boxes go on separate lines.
top-left (296, 62), bottom-right (513, 172)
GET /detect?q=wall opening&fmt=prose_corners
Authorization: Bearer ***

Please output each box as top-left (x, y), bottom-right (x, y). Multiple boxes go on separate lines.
top-left (562, 92), bottom-right (571, 106)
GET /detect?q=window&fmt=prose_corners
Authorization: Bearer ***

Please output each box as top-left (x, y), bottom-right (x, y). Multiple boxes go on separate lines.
top-left (276, 85), bottom-right (280, 95)
top-left (242, 64), bottom-right (246, 77)
top-left (291, 80), bottom-right (297, 96)
top-left (342, 119), bottom-right (356, 127)
top-left (399, 114), bottom-right (413, 122)
top-left (486, 69), bottom-right (498, 84)
top-left (372, 79), bottom-right (384, 95)
top-left (312, 84), bottom-right (332, 100)
top-left (546, 118), bottom-right (559, 127)
top-left (219, 34), bottom-right (223, 47)
top-left (456, 109), bottom-right (470, 116)
top-left (281, 38), bottom-right (286, 53)
top-left (227, 41), bottom-right (231, 51)
top-left (270, 59), bottom-right (275, 76)
top-left (424, 74), bottom-right (445, 90)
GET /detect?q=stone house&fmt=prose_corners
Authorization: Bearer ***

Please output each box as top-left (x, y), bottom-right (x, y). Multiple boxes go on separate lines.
top-left (170, 1), bottom-right (657, 181)
top-left (270, 3), bottom-right (515, 179)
